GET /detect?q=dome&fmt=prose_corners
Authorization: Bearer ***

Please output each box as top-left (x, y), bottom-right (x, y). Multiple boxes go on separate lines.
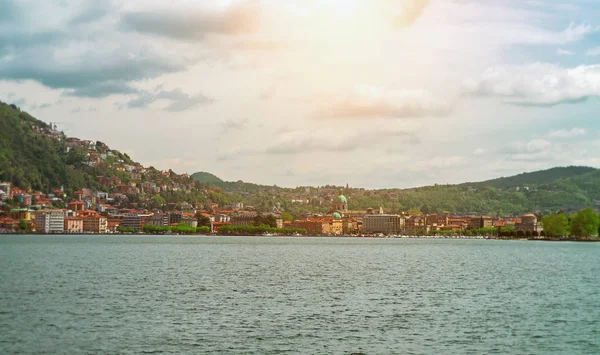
top-left (522, 213), bottom-right (537, 224)
top-left (333, 212), bottom-right (342, 219)
top-left (336, 195), bottom-right (347, 203)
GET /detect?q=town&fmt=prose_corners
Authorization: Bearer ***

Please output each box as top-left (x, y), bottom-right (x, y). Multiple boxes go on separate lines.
top-left (0, 176), bottom-right (545, 238)
top-left (0, 118), bottom-right (597, 239)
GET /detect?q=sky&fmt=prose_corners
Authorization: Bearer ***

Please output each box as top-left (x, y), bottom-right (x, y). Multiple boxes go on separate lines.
top-left (1, 0), bottom-right (600, 189)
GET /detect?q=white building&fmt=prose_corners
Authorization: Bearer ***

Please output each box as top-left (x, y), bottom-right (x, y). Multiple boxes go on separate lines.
top-left (35, 210), bottom-right (65, 234)
top-left (0, 182), bottom-right (11, 201)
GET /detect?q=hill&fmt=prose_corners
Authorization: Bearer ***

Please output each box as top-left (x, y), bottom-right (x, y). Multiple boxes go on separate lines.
top-left (2, 99), bottom-right (598, 216)
top-left (0, 101), bottom-right (99, 192)
top-left (191, 172), bottom-right (223, 184)
top-left (193, 166), bottom-right (600, 216)
top-left (466, 166), bottom-right (597, 189)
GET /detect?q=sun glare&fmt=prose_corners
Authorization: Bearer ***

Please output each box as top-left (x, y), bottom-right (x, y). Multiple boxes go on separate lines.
top-left (322, 0), bottom-right (358, 20)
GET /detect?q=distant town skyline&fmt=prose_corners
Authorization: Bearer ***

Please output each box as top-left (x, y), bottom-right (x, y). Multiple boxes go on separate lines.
top-left (1, 0), bottom-right (600, 189)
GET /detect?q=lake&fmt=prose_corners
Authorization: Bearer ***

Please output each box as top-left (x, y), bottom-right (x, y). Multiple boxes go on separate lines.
top-left (1, 235), bottom-right (599, 354)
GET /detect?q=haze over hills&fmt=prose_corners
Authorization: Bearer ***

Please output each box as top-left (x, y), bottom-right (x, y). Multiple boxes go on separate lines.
top-left (2, 100), bottom-right (599, 216)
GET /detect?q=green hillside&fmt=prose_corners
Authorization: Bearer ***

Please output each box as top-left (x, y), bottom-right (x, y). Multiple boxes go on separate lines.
top-left (466, 166), bottom-right (597, 189)
top-left (2, 98), bottom-right (599, 216)
top-left (199, 166), bottom-right (600, 216)
top-left (191, 172), bottom-right (223, 184)
top-left (0, 101), bottom-right (98, 191)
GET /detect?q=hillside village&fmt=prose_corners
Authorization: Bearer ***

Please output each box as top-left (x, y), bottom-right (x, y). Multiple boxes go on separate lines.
top-left (1, 101), bottom-right (599, 237)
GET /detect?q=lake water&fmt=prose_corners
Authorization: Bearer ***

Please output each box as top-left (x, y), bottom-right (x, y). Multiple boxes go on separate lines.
top-left (1, 235), bottom-right (599, 354)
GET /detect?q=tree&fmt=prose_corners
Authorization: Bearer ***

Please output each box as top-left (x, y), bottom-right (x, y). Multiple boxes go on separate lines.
top-left (542, 213), bottom-right (570, 237)
top-left (570, 208), bottom-right (600, 237)
top-left (281, 212), bottom-right (293, 221)
top-left (19, 220), bottom-right (29, 231)
top-left (196, 212), bottom-right (211, 227)
top-left (253, 213), bottom-right (277, 228)
top-left (408, 208), bottom-right (422, 215)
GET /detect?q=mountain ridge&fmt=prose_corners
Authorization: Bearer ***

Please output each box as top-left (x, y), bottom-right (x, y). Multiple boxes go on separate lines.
top-left (2, 99), bottom-right (599, 216)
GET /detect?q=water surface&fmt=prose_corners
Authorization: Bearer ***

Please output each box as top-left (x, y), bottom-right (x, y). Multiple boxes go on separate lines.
top-left (1, 235), bottom-right (599, 354)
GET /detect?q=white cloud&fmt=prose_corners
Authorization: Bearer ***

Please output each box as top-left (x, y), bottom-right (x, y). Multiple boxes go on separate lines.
top-left (559, 22), bottom-right (597, 44)
top-left (314, 85), bottom-right (452, 119)
top-left (473, 148), bottom-right (486, 155)
top-left (547, 128), bottom-right (586, 138)
top-left (526, 139), bottom-right (551, 153)
top-left (405, 155), bottom-right (467, 173)
top-left (556, 48), bottom-right (574, 56)
top-left (464, 63), bottom-right (600, 106)
top-left (586, 47), bottom-right (600, 57)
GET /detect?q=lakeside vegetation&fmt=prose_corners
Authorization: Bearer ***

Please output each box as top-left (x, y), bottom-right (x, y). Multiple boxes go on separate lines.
top-left (219, 225), bottom-right (306, 236)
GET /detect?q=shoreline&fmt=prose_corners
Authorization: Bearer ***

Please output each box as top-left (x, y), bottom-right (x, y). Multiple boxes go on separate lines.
top-left (1, 232), bottom-right (599, 242)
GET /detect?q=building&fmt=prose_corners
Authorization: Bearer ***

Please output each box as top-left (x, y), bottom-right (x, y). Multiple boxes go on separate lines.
top-left (363, 214), bottom-right (402, 234)
top-left (0, 217), bottom-right (19, 232)
top-left (469, 216), bottom-right (494, 230)
top-left (0, 182), bottom-right (11, 200)
top-left (290, 219), bottom-right (324, 235)
top-left (333, 189), bottom-right (348, 214)
top-left (35, 210), bottom-right (65, 234)
top-left (83, 216), bottom-right (108, 233)
top-left (64, 217), bottom-right (84, 233)
top-left (180, 217), bottom-right (198, 228)
top-left (515, 214), bottom-right (543, 233)
top-left (231, 212), bottom-right (258, 226)
top-left (10, 208), bottom-right (34, 221)
top-left (328, 219), bottom-right (343, 235)
top-left (214, 213), bottom-right (231, 223)
top-left (67, 201), bottom-right (85, 212)
top-left (342, 219), bottom-right (358, 234)
top-left (147, 214), bottom-right (169, 227)
top-left (14, 193), bottom-right (32, 206)
top-left (168, 212), bottom-right (182, 225)
top-left (122, 213), bottom-right (143, 231)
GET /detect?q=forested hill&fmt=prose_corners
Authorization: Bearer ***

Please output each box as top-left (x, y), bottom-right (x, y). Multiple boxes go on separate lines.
top-left (2, 99), bottom-right (599, 216)
top-left (0, 101), bottom-right (99, 191)
top-left (192, 167), bottom-right (600, 216)
top-left (464, 166), bottom-right (597, 189)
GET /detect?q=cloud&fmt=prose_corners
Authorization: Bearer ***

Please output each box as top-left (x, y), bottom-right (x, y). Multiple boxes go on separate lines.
top-left (0, 39), bottom-right (192, 97)
top-left (0, 0), bottom-right (16, 22)
top-left (546, 128), bottom-right (586, 138)
top-left (126, 92), bottom-right (155, 109)
top-left (558, 22), bottom-right (597, 44)
top-left (501, 138), bottom-right (557, 161)
top-left (473, 148), bottom-right (487, 156)
top-left (314, 85), bottom-right (452, 119)
top-left (0, 1), bottom-right (197, 98)
top-left (464, 63), bottom-right (600, 106)
top-left (231, 39), bottom-right (286, 51)
top-left (586, 47), bottom-right (600, 57)
top-left (120, 2), bottom-right (260, 40)
top-left (125, 87), bottom-right (213, 112)
top-left (218, 125), bottom-right (419, 160)
top-left (395, 0), bottom-right (430, 27)
top-left (221, 118), bottom-right (251, 133)
top-left (557, 48), bottom-right (575, 56)
top-left (405, 155), bottom-right (467, 173)
top-left (68, 1), bottom-right (112, 25)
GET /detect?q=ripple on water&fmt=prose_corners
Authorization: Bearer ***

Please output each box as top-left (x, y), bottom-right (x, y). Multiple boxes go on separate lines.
top-left (0, 235), bottom-right (599, 355)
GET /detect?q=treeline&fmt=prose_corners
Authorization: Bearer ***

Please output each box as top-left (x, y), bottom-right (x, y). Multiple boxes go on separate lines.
top-left (541, 207), bottom-right (600, 238)
top-left (116, 223), bottom-right (211, 235)
top-left (219, 225), bottom-right (306, 236)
